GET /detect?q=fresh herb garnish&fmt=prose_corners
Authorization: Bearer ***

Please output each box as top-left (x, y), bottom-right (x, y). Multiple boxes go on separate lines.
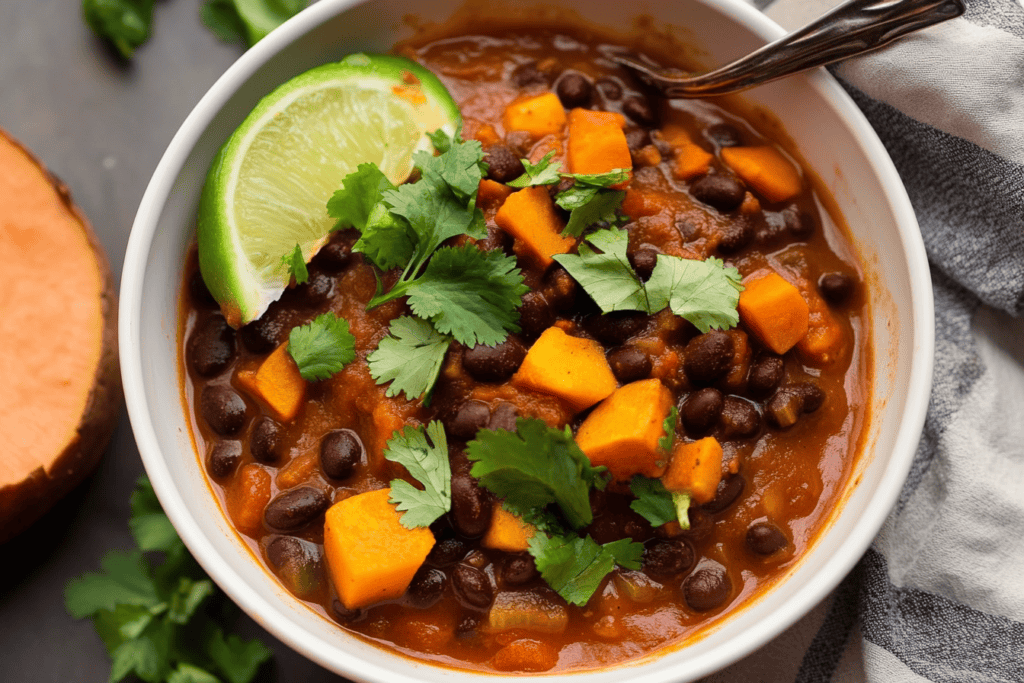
top-left (287, 312), bottom-right (356, 381)
top-left (554, 227), bottom-right (744, 333)
top-left (367, 316), bottom-right (451, 402)
top-left (528, 532), bottom-right (643, 607)
top-left (385, 421), bottom-right (452, 529)
top-left (280, 243), bottom-right (309, 284)
top-left (200, 0), bottom-right (309, 47)
top-left (659, 406), bottom-right (678, 453)
top-left (506, 151), bottom-right (562, 188)
top-left (467, 418), bottom-right (607, 532)
top-left (82, 0), bottom-right (154, 59)
top-left (628, 476), bottom-right (692, 531)
top-left (65, 478), bottom-right (272, 683)
top-left (327, 163), bottom-right (397, 233)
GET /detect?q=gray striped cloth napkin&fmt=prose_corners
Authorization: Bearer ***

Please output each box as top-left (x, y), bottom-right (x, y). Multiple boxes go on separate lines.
top-left (704, 0), bottom-right (1024, 681)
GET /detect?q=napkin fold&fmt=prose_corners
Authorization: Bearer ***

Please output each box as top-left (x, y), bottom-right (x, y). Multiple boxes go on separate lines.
top-left (709, 1), bottom-right (1024, 681)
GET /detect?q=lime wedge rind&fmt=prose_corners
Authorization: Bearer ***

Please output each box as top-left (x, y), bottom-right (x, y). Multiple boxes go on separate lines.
top-left (198, 54), bottom-right (460, 327)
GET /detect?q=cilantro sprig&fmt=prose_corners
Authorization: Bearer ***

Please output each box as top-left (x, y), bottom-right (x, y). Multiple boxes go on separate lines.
top-left (554, 227), bottom-right (744, 333)
top-left (385, 421), bottom-right (452, 529)
top-left (287, 312), bottom-right (356, 382)
top-left (367, 316), bottom-right (450, 402)
top-left (528, 532), bottom-right (643, 607)
top-left (628, 476), bottom-right (692, 531)
top-left (280, 243), bottom-right (309, 284)
top-left (65, 478), bottom-right (272, 683)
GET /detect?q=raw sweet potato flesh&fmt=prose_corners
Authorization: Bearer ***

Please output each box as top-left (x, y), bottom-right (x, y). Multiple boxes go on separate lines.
top-left (0, 128), bottom-right (120, 542)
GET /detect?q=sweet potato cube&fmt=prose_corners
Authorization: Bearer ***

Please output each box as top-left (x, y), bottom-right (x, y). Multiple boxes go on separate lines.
top-left (478, 178), bottom-right (514, 208)
top-left (323, 488), bottom-right (435, 610)
top-left (512, 327), bottom-right (616, 412)
top-left (798, 303), bottom-right (847, 367)
top-left (662, 437), bottom-right (724, 504)
top-left (235, 343), bottom-right (307, 422)
top-left (721, 146), bottom-right (802, 203)
top-left (493, 186), bottom-right (574, 267)
top-left (482, 506), bottom-right (536, 552)
top-left (566, 108), bottom-right (632, 179)
top-left (575, 379), bottom-right (674, 481)
top-left (738, 272), bottom-right (809, 354)
top-left (673, 143), bottom-right (714, 180)
top-left (502, 92), bottom-right (567, 139)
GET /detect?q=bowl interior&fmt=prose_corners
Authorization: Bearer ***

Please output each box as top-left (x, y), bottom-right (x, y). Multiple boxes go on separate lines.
top-left (120, 0), bottom-right (933, 681)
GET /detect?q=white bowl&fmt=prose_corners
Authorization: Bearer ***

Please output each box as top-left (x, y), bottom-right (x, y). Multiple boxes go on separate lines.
top-left (120, 0), bottom-right (934, 680)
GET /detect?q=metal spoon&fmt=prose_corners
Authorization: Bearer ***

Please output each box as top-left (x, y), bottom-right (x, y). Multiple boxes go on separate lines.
top-left (611, 0), bottom-right (965, 98)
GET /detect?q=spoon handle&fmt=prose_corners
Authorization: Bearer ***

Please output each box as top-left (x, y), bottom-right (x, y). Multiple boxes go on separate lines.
top-left (674, 0), bottom-right (965, 97)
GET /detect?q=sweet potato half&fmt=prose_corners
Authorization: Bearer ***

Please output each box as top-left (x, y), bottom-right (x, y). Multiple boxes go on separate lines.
top-left (0, 128), bottom-right (122, 543)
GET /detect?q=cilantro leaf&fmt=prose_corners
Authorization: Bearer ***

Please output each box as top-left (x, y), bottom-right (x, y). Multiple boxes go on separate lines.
top-left (82, 0), bottom-right (154, 59)
top-left (200, 0), bottom-right (308, 47)
top-left (287, 312), bottom-right (356, 381)
top-left (507, 151), bottom-right (562, 188)
top-left (400, 245), bottom-right (528, 347)
top-left (129, 478), bottom-right (182, 554)
top-left (327, 163), bottom-right (397, 233)
top-left (279, 243), bottom-right (309, 284)
top-left (414, 135), bottom-right (488, 204)
top-left (563, 168), bottom-right (631, 187)
top-left (367, 316), bottom-right (451, 401)
top-left (629, 476), bottom-right (676, 527)
top-left (646, 255), bottom-right (744, 332)
top-left (561, 189), bottom-right (626, 238)
top-left (167, 578), bottom-right (215, 625)
top-left (467, 418), bottom-right (605, 530)
top-left (65, 550), bottom-right (162, 619)
top-left (353, 202), bottom-right (416, 271)
top-left (528, 532), bottom-right (643, 606)
top-left (205, 627), bottom-right (273, 683)
top-left (659, 406), bottom-right (678, 453)
top-left (168, 663), bottom-right (220, 683)
top-left (553, 228), bottom-right (654, 312)
top-left (385, 421), bottom-right (452, 529)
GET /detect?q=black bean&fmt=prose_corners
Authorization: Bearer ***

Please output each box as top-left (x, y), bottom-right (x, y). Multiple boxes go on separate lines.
top-left (456, 615), bottom-right (480, 637)
top-left (719, 396), bottom-right (761, 439)
top-left (702, 473), bottom-right (745, 514)
top-left (683, 507), bottom-right (714, 543)
top-left (189, 270), bottom-right (217, 307)
top-left (819, 272), bottom-right (855, 305)
top-left (584, 311), bottom-right (648, 346)
top-left (796, 382), bottom-right (826, 413)
top-left (250, 416), bottom-right (284, 464)
top-left (452, 564), bottom-right (494, 608)
top-left (705, 123), bottom-right (744, 148)
top-left (556, 72), bottom-right (593, 108)
top-left (448, 400), bottom-right (491, 441)
top-left (607, 346), bottom-right (653, 383)
top-left (595, 77), bottom-right (623, 100)
top-left (450, 473), bottom-right (492, 539)
top-left (477, 222), bottom-right (514, 254)
top-left (746, 522), bottom-right (788, 555)
top-left (681, 387), bottom-right (724, 435)
top-left (625, 128), bottom-right (650, 153)
top-left (519, 291), bottom-right (555, 337)
top-left (240, 309), bottom-right (286, 354)
top-left (207, 440), bottom-right (242, 478)
top-left (683, 564), bottom-right (732, 612)
top-left (782, 206), bottom-right (814, 237)
top-left (643, 539), bottom-right (695, 578)
top-left (312, 241), bottom-right (351, 273)
top-left (543, 266), bottom-right (578, 311)
top-left (407, 567), bottom-right (447, 609)
top-left (747, 355), bottom-right (784, 398)
top-left (501, 555), bottom-right (539, 586)
top-left (716, 219), bottom-right (754, 254)
top-left (484, 143), bottom-right (525, 184)
top-left (319, 429), bottom-right (364, 480)
top-left (683, 331), bottom-right (735, 385)
top-left (463, 337), bottom-right (527, 383)
top-left (622, 95), bottom-right (657, 126)
top-left (264, 486), bottom-right (330, 531)
top-left (675, 218), bottom-right (699, 240)
top-left (294, 271), bottom-right (334, 307)
top-left (690, 173), bottom-right (745, 212)
top-left (511, 61), bottom-right (547, 88)
top-left (630, 247), bottom-right (659, 281)
top-left (332, 599), bottom-right (361, 623)
top-left (487, 402), bottom-right (518, 432)
top-left (426, 536), bottom-right (469, 567)
top-left (188, 315), bottom-right (236, 377)
top-left (199, 385), bottom-right (247, 435)
top-left (264, 535), bottom-right (305, 569)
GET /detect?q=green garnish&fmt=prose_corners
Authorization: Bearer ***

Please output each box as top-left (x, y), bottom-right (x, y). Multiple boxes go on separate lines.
top-left (554, 227), bottom-right (744, 333)
top-left (385, 421), bottom-right (452, 529)
top-left (327, 163), bottom-right (397, 233)
top-left (659, 406), bottom-right (678, 453)
top-left (200, 0), bottom-right (309, 47)
top-left (528, 532), bottom-right (643, 607)
top-left (559, 189), bottom-right (627, 238)
top-left (280, 243), bottom-right (309, 284)
top-left (506, 151), bottom-right (562, 188)
top-left (287, 312), bottom-right (356, 381)
top-left (82, 0), bottom-right (154, 59)
top-left (466, 417), bottom-right (606, 532)
top-left (65, 478), bottom-right (272, 683)
top-left (367, 316), bottom-right (451, 402)
top-left (628, 476), bottom-right (692, 531)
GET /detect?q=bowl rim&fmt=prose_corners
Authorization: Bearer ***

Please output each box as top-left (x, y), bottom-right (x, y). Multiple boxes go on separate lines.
top-left (119, 0), bottom-right (935, 680)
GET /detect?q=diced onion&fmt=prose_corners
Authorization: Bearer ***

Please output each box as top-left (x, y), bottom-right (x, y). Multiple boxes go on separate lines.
top-left (487, 590), bottom-right (569, 634)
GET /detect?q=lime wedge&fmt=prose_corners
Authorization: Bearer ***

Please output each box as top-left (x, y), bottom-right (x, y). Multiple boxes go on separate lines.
top-left (198, 53), bottom-right (460, 327)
